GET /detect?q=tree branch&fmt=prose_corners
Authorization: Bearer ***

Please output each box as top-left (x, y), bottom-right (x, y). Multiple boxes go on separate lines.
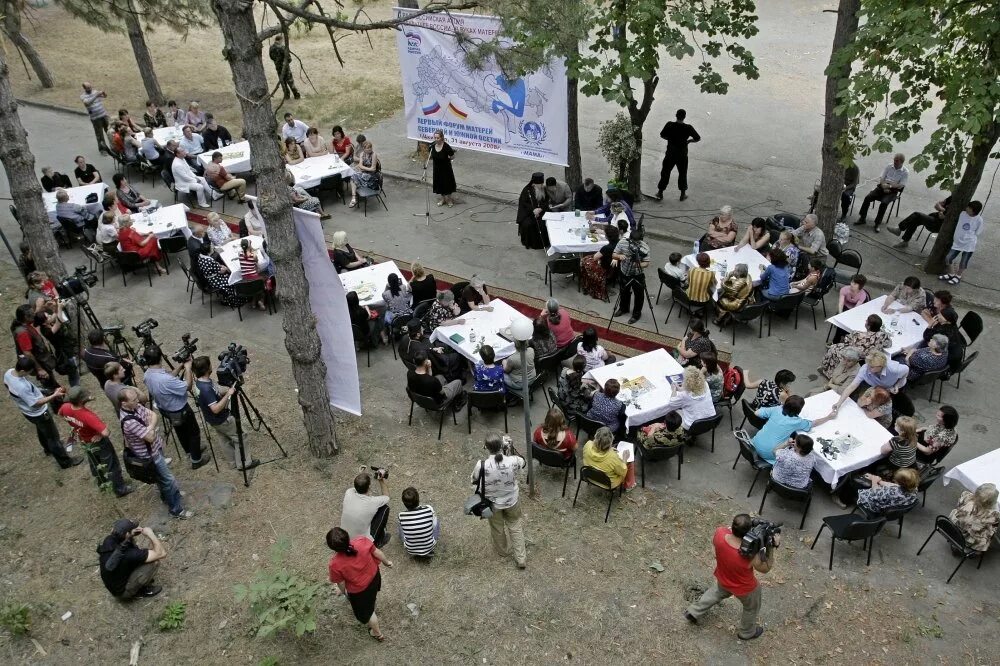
top-left (262, 0), bottom-right (480, 32)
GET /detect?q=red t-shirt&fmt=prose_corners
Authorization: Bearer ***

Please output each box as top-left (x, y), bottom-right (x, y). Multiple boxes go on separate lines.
top-left (532, 425), bottom-right (577, 458)
top-left (58, 403), bottom-right (107, 443)
top-left (712, 527), bottom-right (757, 596)
top-left (15, 328), bottom-right (33, 354)
top-left (546, 308), bottom-right (575, 347)
top-left (328, 536), bottom-right (378, 594)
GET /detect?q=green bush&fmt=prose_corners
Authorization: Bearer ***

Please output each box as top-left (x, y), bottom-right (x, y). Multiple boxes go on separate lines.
top-left (158, 602), bottom-right (186, 631)
top-left (0, 601), bottom-right (31, 636)
top-left (235, 541), bottom-right (324, 639)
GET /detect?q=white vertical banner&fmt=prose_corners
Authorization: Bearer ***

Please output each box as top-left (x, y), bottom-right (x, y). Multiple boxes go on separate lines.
top-left (394, 7), bottom-right (568, 166)
top-left (291, 208), bottom-right (362, 416)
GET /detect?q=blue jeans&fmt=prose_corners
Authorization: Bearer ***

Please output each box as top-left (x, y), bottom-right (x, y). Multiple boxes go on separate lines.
top-left (153, 453), bottom-right (184, 515)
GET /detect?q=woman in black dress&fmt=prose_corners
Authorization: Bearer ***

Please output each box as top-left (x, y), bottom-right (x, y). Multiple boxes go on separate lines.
top-left (429, 129), bottom-right (456, 207)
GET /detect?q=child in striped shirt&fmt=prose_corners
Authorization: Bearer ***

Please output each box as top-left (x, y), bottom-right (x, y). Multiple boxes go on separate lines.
top-left (397, 487), bottom-right (440, 557)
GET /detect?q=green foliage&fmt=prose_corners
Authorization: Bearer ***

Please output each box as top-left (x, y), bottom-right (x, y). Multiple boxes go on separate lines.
top-left (259, 658), bottom-right (280, 666)
top-left (82, 443), bottom-right (115, 496)
top-left (834, 0), bottom-right (1000, 189)
top-left (234, 540), bottom-right (323, 639)
top-left (53, 0), bottom-right (211, 35)
top-left (597, 112), bottom-right (641, 182)
top-left (0, 601), bottom-right (31, 636)
top-left (158, 602), bottom-right (186, 631)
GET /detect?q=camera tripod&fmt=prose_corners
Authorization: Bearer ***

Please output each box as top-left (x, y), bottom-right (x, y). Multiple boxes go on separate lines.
top-left (228, 379), bottom-right (287, 487)
top-left (606, 271), bottom-right (660, 335)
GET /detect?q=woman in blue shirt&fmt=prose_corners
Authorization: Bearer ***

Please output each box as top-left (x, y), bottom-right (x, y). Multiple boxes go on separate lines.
top-left (759, 247), bottom-right (791, 301)
top-left (473, 345), bottom-right (506, 393)
top-left (751, 395), bottom-right (835, 463)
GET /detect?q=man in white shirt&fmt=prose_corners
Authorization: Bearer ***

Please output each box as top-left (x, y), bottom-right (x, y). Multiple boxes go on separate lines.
top-left (179, 125), bottom-right (205, 155)
top-left (171, 148), bottom-right (213, 208)
top-left (856, 152), bottom-right (908, 232)
top-left (4, 356), bottom-right (82, 467)
top-left (281, 113), bottom-right (309, 144)
top-left (340, 470), bottom-right (391, 547)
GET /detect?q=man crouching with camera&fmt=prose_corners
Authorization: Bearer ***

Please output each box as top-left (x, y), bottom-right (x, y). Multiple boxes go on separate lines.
top-left (684, 514), bottom-right (780, 640)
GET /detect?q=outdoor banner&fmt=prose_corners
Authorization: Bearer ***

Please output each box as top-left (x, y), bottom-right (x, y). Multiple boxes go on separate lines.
top-left (394, 8), bottom-right (569, 166)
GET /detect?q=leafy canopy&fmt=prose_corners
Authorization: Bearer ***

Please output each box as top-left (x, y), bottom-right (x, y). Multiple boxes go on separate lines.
top-left (53, 0), bottom-right (210, 35)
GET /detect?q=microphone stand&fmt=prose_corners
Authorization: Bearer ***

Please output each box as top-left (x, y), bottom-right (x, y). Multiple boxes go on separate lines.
top-left (412, 147), bottom-right (440, 226)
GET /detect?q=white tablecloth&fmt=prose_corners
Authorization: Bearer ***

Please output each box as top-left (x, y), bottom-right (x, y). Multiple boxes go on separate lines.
top-left (945, 448), bottom-right (1000, 510)
top-left (826, 295), bottom-right (926, 355)
top-left (682, 245), bottom-right (769, 300)
top-left (131, 204), bottom-right (192, 240)
top-left (217, 235), bottom-right (266, 285)
top-left (197, 140), bottom-right (252, 174)
top-left (546, 218), bottom-right (604, 256)
top-left (286, 154), bottom-right (354, 189)
top-left (151, 126), bottom-right (184, 148)
top-left (584, 348), bottom-right (685, 428)
top-left (339, 261), bottom-right (407, 308)
top-left (802, 390), bottom-right (892, 487)
top-left (429, 299), bottom-right (531, 363)
top-left (43, 183), bottom-right (107, 224)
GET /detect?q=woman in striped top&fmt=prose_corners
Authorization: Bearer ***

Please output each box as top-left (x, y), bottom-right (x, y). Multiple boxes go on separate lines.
top-left (236, 239), bottom-right (267, 310)
top-left (397, 487), bottom-right (440, 557)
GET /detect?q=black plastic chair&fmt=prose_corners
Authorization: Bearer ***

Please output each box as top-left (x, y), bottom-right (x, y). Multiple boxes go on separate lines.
top-left (57, 216), bottom-right (88, 246)
top-left (233, 279), bottom-right (271, 321)
top-left (572, 465), bottom-right (622, 523)
top-left (637, 437), bottom-right (684, 484)
top-left (959, 311), bottom-right (982, 346)
top-left (505, 371), bottom-right (549, 407)
top-left (406, 387), bottom-right (458, 441)
top-left (467, 390), bottom-right (508, 434)
top-left (858, 501), bottom-right (916, 539)
top-left (665, 286), bottom-right (710, 326)
top-left (575, 414), bottom-right (605, 443)
top-left (917, 465), bottom-right (945, 507)
top-left (832, 248), bottom-right (863, 286)
top-left (739, 398), bottom-right (767, 431)
top-left (80, 244), bottom-right (114, 287)
top-left (655, 268), bottom-right (681, 305)
top-left (916, 515), bottom-right (987, 583)
top-left (950, 349), bottom-right (978, 392)
top-left (686, 411), bottom-right (724, 452)
top-left (765, 291), bottom-right (806, 336)
top-left (811, 514), bottom-right (887, 570)
top-left (115, 250), bottom-right (154, 287)
top-left (759, 478), bottom-right (813, 529)
top-left (908, 367), bottom-right (947, 403)
top-left (714, 366), bottom-right (745, 430)
top-left (729, 301), bottom-right (765, 345)
top-left (534, 352), bottom-right (564, 384)
top-left (356, 184), bottom-right (388, 217)
top-left (802, 268), bottom-right (836, 329)
top-left (545, 256), bottom-right (581, 296)
top-left (547, 387), bottom-right (574, 423)
top-left (532, 442), bottom-right (576, 497)
top-left (157, 234), bottom-right (189, 274)
top-left (352, 323), bottom-right (374, 367)
top-left (732, 430), bottom-right (772, 497)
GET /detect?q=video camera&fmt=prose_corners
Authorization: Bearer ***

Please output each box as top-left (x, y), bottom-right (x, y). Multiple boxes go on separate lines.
top-left (369, 466), bottom-right (389, 481)
top-left (171, 333), bottom-right (199, 364)
top-left (56, 266), bottom-right (98, 299)
top-left (217, 343), bottom-right (249, 387)
top-left (132, 318), bottom-right (159, 342)
top-left (739, 518), bottom-right (782, 560)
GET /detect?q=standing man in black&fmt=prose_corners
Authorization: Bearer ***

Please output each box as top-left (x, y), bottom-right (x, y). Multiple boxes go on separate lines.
top-left (269, 35), bottom-right (301, 100)
top-left (654, 109), bottom-right (700, 202)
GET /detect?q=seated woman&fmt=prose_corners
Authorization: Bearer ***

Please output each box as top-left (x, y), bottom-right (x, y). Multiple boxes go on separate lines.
top-left (789, 258), bottom-right (824, 294)
top-left (236, 239), bottom-right (268, 310)
top-left (638, 411), bottom-right (687, 449)
top-left (473, 345), bottom-right (506, 393)
top-left (331, 231), bottom-right (370, 272)
top-left (857, 468), bottom-right (919, 516)
top-left (775, 231), bottom-right (799, 279)
top-left (877, 416), bottom-right (918, 475)
top-left (461, 276), bottom-right (491, 309)
top-left (586, 378), bottom-right (624, 432)
top-left (582, 427), bottom-right (628, 489)
top-left (580, 225), bottom-right (620, 301)
top-left (703, 205), bottom-right (738, 249)
top-left (916, 405), bottom-right (958, 464)
top-left (503, 339), bottom-right (536, 392)
top-left (303, 127), bottom-right (329, 158)
top-left (674, 319), bottom-right (715, 367)
top-left (882, 276), bottom-right (926, 313)
top-left (751, 395), bottom-right (835, 464)
top-left (425, 291), bottom-right (465, 330)
top-left (95, 210), bottom-right (120, 245)
top-left (686, 253), bottom-right (716, 306)
top-left (746, 368), bottom-right (795, 409)
top-left (661, 367), bottom-right (717, 431)
top-left (206, 212), bottom-right (234, 249)
top-left (112, 174), bottom-right (150, 213)
top-left (532, 406), bottom-right (578, 460)
top-left (196, 244), bottom-right (250, 308)
top-left (409, 262), bottom-right (437, 306)
top-left (770, 433), bottom-right (816, 489)
top-left (831, 274), bottom-right (869, 343)
top-left (714, 263), bottom-right (753, 327)
top-left (700, 351), bottom-right (724, 402)
top-left (857, 386), bottom-right (893, 429)
top-left (346, 290), bottom-right (385, 347)
top-left (330, 125), bottom-right (354, 164)
top-left (948, 483), bottom-right (1000, 552)
top-left (662, 252), bottom-right (688, 286)
top-left (529, 317), bottom-right (558, 359)
top-left (575, 327), bottom-right (614, 373)
top-left (735, 217), bottom-right (771, 252)
top-left (284, 171), bottom-right (327, 218)
top-left (243, 200), bottom-right (268, 241)
top-left (283, 137), bottom-right (304, 165)
top-left (117, 215), bottom-right (165, 274)
top-left (557, 355), bottom-right (595, 418)
top-left (349, 140), bottom-right (382, 208)
top-left (382, 273), bottom-right (413, 326)
top-left (758, 247), bottom-right (790, 301)
top-left (816, 347), bottom-right (861, 394)
top-left (820, 314), bottom-right (891, 378)
top-left (902, 333), bottom-right (948, 381)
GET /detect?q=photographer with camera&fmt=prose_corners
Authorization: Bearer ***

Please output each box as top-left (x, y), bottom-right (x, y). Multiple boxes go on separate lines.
top-left (141, 346), bottom-right (210, 470)
top-left (611, 226), bottom-right (651, 325)
top-left (191, 356), bottom-right (258, 471)
top-left (96, 518), bottom-right (167, 599)
top-left (470, 434), bottom-right (528, 569)
top-left (82, 329), bottom-right (129, 388)
top-left (341, 468), bottom-right (391, 548)
top-left (11, 304), bottom-right (61, 400)
top-left (4, 357), bottom-right (82, 468)
top-left (684, 514), bottom-right (779, 640)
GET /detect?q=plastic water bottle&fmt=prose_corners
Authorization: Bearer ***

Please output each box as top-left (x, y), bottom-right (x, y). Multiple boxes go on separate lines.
top-left (469, 329), bottom-right (477, 343)
top-left (692, 240), bottom-right (700, 255)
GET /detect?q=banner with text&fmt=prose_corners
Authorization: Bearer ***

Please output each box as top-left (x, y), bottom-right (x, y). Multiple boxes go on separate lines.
top-left (394, 8), bottom-right (568, 166)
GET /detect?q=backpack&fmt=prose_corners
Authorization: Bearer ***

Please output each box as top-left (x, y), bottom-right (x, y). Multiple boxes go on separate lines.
top-left (723, 364), bottom-right (744, 398)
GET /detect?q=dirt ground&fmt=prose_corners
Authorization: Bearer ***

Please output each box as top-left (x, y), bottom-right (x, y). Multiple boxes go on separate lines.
top-left (0, 257), bottom-right (996, 664)
top-left (7, 1), bottom-right (404, 136)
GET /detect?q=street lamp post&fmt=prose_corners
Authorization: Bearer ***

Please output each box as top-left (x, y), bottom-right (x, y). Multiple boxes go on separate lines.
top-left (509, 317), bottom-right (535, 497)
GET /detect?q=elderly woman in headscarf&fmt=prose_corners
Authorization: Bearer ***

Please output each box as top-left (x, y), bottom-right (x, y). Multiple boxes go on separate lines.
top-left (284, 171), bottom-right (327, 218)
top-left (714, 263), bottom-right (754, 327)
top-left (809, 347), bottom-right (861, 396)
top-left (949, 484), bottom-right (1000, 553)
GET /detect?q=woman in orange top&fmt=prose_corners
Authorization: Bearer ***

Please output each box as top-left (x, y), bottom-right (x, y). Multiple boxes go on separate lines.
top-left (532, 406), bottom-right (578, 460)
top-left (117, 215), bottom-right (164, 274)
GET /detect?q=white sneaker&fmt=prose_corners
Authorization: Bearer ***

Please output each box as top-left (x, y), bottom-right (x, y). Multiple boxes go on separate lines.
top-left (164, 457), bottom-right (173, 465)
top-left (171, 510), bottom-right (194, 520)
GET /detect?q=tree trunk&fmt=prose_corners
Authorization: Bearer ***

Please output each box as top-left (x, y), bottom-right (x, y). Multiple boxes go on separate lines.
top-left (124, 0), bottom-right (164, 106)
top-left (816, 0), bottom-right (860, 237)
top-left (624, 77), bottom-right (657, 201)
top-left (0, 50), bottom-right (65, 280)
top-left (3, 4), bottom-right (54, 89)
top-left (923, 118), bottom-right (1000, 275)
top-left (211, 0), bottom-right (338, 457)
top-left (626, 122), bottom-right (643, 199)
top-left (563, 72), bottom-right (582, 190)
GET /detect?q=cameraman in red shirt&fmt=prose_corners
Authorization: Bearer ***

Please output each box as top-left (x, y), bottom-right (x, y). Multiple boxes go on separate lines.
top-left (684, 513), bottom-right (779, 640)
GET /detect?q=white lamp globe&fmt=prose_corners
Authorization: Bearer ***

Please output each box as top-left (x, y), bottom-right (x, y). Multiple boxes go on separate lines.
top-left (510, 317), bottom-right (533, 342)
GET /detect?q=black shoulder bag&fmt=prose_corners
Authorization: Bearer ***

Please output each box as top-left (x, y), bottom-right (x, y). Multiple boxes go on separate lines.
top-left (120, 413), bottom-right (159, 485)
top-left (463, 459), bottom-right (494, 519)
